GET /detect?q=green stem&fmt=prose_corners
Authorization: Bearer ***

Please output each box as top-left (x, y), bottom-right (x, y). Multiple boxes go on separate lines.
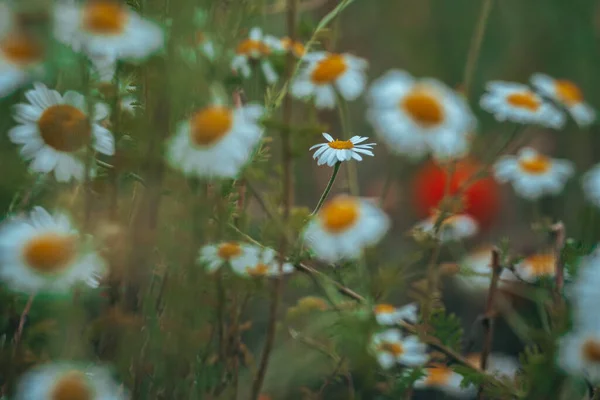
top-left (311, 162), bottom-right (341, 215)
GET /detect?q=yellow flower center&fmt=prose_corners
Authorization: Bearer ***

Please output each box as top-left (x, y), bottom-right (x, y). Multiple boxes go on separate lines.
top-left (401, 89), bottom-right (444, 127)
top-left (236, 39), bottom-right (270, 56)
top-left (524, 253), bottom-right (555, 276)
top-left (519, 155), bottom-right (551, 175)
top-left (23, 233), bottom-right (77, 274)
top-left (583, 338), bottom-right (600, 363)
top-left (0, 31), bottom-right (44, 66)
top-left (506, 91), bottom-right (540, 111)
top-left (247, 263), bottom-right (270, 277)
top-left (425, 366), bottom-right (453, 385)
top-left (217, 242), bottom-right (242, 260)
top-left (189, 106), bottom-right (233, 147)
top-left (555, 80), bottom-right (583, 105)
top-left (281, 37), bottom-right (305, 57)
top-left (374, 304), bottom-right (396, 315)
top-left (379, 342), bottom-right (404, 356)
top-left (51, 371), bottom-right (92, 400)
top-left (83, 0), bottom-right (128, 35)
top-left (327, 139), bottom-right (354, 150)
top-left (38, 105), bottom-right (91, 153)
top-left (310, 54), bottom-right (347, 85)
top-left (319, 196), bottom-right (360, 233)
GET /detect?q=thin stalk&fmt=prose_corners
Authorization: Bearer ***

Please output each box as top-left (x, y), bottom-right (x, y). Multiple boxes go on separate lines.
top-left (311, 162), bottom-right (341, 215)
top-left (462, 0), bottom-right (494, 98)
top-left (82, 57), bottom-right (94, 230)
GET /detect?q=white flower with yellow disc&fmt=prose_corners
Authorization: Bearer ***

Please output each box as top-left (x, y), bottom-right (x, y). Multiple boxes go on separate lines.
top-left (414, 213), bottom-right (478, 242)
top-left (513, 253), bottom-right (557, 283)
top-left (0, 207), bottom-right (107, 294)
top-left (455, 245), bottom-right (517, 292)
top-left (370, 329), bottom-right (428, 370)
top-left (8, 82), bottom-right (114, 182)
top-left (232, 246), bottom-right (295, 278)
top-left (414, 365), bottom-right (476, 398)
top-left (166, 103), bottom-right (264, 179)
top-left (291, 51), bottom-right (368, 109)
top-left (559, 330), bottom-right (600, 384)
top-left (374, 303), bottom-right (418, 326)
top-left (197, 241), bottom-right (258, 273)
top-left (231, 27), bottom-right (279, 85)
top-left (494, 147), bottom-right (574, 200)
top-left (303, 195), bottom-right (390, 263)
top-left (309, 133), bottom-right (375, 166)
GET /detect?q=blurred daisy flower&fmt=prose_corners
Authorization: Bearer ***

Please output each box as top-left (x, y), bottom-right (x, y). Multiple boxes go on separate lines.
top-left (370, 329), bottom-right (428, 369)
top-left (166, 103), bottom-right (264, 179)
top-left (15, 362), bottom-right (126, 400)
top-left (54, 0), bottom-right (164, 61)
top-left (278, 36), bottom-right (306, 58)
top-left (564, 246), bottom-right (600, 329)
top-left (582, 164), bottom-right (600, 209)
top-left (493, 147), bottom-right (574, 200)
top-left (309, 133), bottom-right (375, 167)
top-left (0, 206), bottom-right (107, 294)
top-left (531, 73), bottom-right (595, 127)
top-left (559, 330), bottom-right (600, 384)
top-left (303, 195), bottom-right (390, 263)
top-left (414, 364), bottom-right (476, 398)
top-left (414, 213), bottom-right (479, 242)
top-left (232, 247), bottom-right (295, 277)
top-left (291, 51), bottom-right (367, 109)
top-left (466, 352), bottom-right (520, 380)
top-left (367, 70), bottom-right (475, 161)
top-left (232, 27), bottom-right (278, 85)
top-left (197, 241), bottom-right (258, 273)
top-left (374, 303), bottom-right (418, 326)
top-left (480, 81), bottom-right (565, 129)
top-left (8, 82), bottom-right (114, 182)
top-left (513, 253), bottom-right (557, 283)
top-left (455, 245), bottom-right (517, 292)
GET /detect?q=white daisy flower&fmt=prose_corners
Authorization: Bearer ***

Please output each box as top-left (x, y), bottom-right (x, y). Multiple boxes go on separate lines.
top-left (279, 37), bottom-right (306, 58)
top-left (232, 246), bottom-right (295, 277)
top-left (0, 206), bottom-right (107, 294)
top-left (53, 0), bottom-right (163, 61)
top-left (455, 246), bottom-right (518, 292)
top-left (582, 164), bottom-right (600, 209)
top-left (367, 70), bottom-right (476, 161)
top-left (466, 352), bottom-right (520, 380)
top-left (370, 329), bottom-right (428, 370)
top-left (197, 241), bottom-right (258, 273)
top-left (374, 303), bottom-right (418, 326)
top-left (309, 133), bottom-right (375, 167)
top-left (559, 331), bottom-right (600, 384)
top-left (414, 213), bottom-right (478, 242)
top-left (565, 247), bottom-right (600, 331)
top-left (513, 253), bottom-right (557, 283)
top-left (15, 362), bottom-right (126, 400)
top-left (493, 147), bottom-right (574, 200)
top-left (291, 51), bottom-right (368, 109)
top-left (231, 27), bottom-right (278, 85)
top-left (480, 81), bottom-right (565, 129)
top-left (303, 195), bottom-right (390, 263)
top-left (166, 103), bottom-right (264, 179)
top-left (531, 73), bottom-right (595, 127)
top-left (414, 365), bottom-right (476, 398)
top-left (89, 52), bottom-right (116, 83)
top-left (8, 82), bottom-right (114, 182)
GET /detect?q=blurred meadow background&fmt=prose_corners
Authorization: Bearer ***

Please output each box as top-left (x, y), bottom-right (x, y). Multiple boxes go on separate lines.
top-left (1, 0), bottom-right (600, 399)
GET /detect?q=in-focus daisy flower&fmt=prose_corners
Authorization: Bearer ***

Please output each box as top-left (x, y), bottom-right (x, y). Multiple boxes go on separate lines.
top-left (414, 364), bottom-right (476, 398)
top-left (559, 331), bottom-right (600, 384)
top-left (494, 147), bottom-right (574, 200)
top-left (166, 103), bottom-right (264, 178)
top-left (231, 27), bottom-right (278, 85)
top-left (309, 133), bottom-right (375, 167)
top-left (303, 195), bottom-right (390, 263)
top-left (531, 73), bottom-right (595, 127)
top-left (513, 253), bottom-right (557, 283)
top-left (15, 362), bottom-right (126, 400)
top-left (480, 81), bottom-right (565, 129)
top-left (197, 242), bottom-right (258, 273)
top-left (414, 213), bottom-right (478, 242)
top-left (367, 70), bottom-right (476, 161)
top-left (374, 303), bottom-right (418, 326)
top-left (370, 329), bottom-right (428, 369)
top-left (583, 164), bottom-right (600, 209)
top-left (8, 83), bottom-right (114, 182)
top-left (455, 245), bottom-right (517, 292)
top-left (54, 0), bottom-right (164, 61)
top-left (291, 51), bottom-right (367, 109)
top-left (0, 207), bottom-right (107, 294)
top-left (232, 247), bottom-right (295, 277)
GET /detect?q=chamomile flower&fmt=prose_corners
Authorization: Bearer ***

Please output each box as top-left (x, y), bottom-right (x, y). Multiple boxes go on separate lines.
top-left (291, 51), bottom-right (368, 109)
top-left (197, 242), bottom-right (258, 273)
top-left (309, 133), bottom-right (375, 167)
top-left (15, 362), bottom-right (126, 400)
top-left (466, 353), bottom-right (520, 380)
top-left (0, 206), bottom-right (107, 294)
top-left (559, 331), bottom-right (600, 384)
top-left (303, 195), bottom-right (390, 263)
top-left (165, 103), bottom-right (264, 179)
top-left (370, 329), bottom-right (428, 369)
top-left (513, 253), bottom-right (557, 283)
top-left (414, 365), bottom-right (476, 398)
top-left (480, 81), bottom-right (565, 128)
top-left (232, 247), bottom-right (295, 277)
top-left (279, 37), bottom-right (306, 58)
top-left (53, 0), bottom-right (164, 61)
top-left (414, 213), bottom-right (478, 242)
top-left (8, 82), bottom-right (114, 182)
top-left (374, 303), bottom-right (418, 326)
top-left (493, 147), bottom-right (574, 200)
top-left (582, 164), bottom-right (600, 209)
top-left (231, 27), bottom-right (278, 85)
top-left (367, 70), bottom-right (476, 161)
top-left (455, 246), bottom-right (517, 292)
top-left (531, 73), bottom-right (595, 127)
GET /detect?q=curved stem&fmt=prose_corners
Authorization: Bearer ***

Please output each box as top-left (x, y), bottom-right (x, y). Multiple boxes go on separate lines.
top-left (462, 0), bottom-right (494, 98)
top-left (311, 162), bottom-right (341, 215)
